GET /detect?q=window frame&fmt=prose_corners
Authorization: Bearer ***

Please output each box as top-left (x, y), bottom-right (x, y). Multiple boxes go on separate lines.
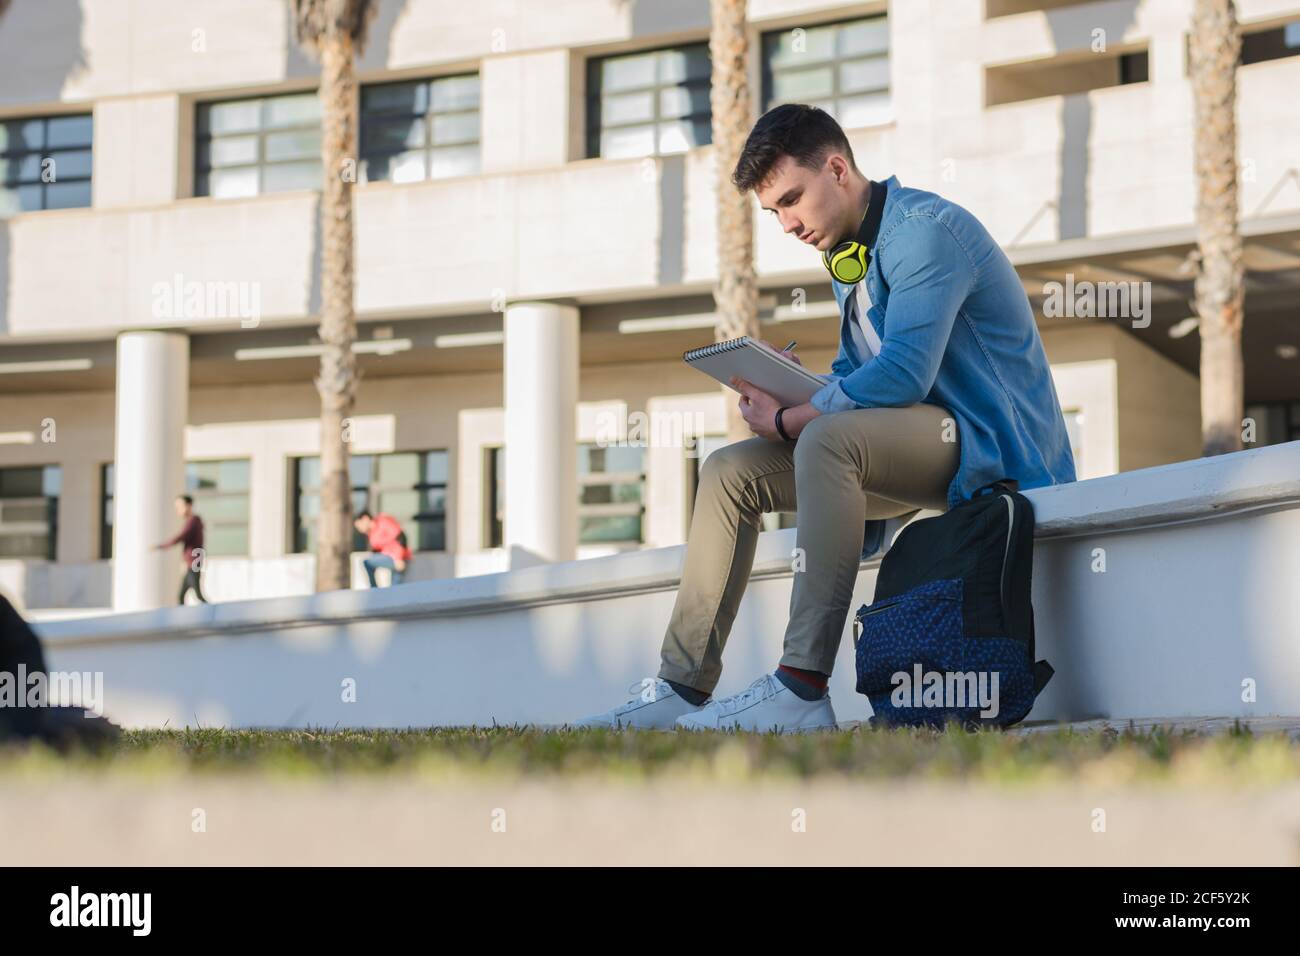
top-left (486, 444), bottom-right (648, 547)
top-left (194, 91), bottom-right (323, 199)
top-left (185, 458), bottom-right (253, 557)
top-left (760, 14), bottom-right (892, 130)
top-left (0, 464), bottom-right (61, 561)
top-left (586, 41), bottom-right (713, 160)
top-left (291, 450), bottom-right (450, 555)
top-left (359, 73), bottom-right (482, 184)
top-left (0, 113), bottom-right (94, 216)
top-left (576, 442), bottom-right (646, 545)
top-left (99, 459), bottom-right (252, 559)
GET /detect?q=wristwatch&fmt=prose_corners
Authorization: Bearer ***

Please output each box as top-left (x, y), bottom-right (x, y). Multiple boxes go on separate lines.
top-left (775, 406), bottom-right (795, 442)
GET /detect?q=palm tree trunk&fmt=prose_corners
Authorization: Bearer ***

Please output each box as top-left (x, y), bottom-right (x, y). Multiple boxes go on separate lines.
top-left (314, 30), bottom-right (359, 591)
top-left (1189, 0), bottom-right (1245, 456)
top-left (709, 0), bottom-right (759, 442)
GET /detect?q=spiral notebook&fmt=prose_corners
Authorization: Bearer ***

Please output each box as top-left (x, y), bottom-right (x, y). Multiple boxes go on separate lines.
top-left (683, 336), bottom-right (829, 407)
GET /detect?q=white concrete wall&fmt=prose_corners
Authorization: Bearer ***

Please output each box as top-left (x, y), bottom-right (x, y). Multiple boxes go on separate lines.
top-left (33, 441), bottom-right (1300, 728)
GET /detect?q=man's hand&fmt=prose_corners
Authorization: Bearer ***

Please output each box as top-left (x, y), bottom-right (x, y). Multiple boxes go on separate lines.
top-left (758, 340), bottom-right (803, 366)
top-left (394, 558), bottom-right (407, 572)
top-left (731, 378), bottom-right (821, 440)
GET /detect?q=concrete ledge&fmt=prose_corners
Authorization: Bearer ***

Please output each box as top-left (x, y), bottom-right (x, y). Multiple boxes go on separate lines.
top-left (30, 440), bottom-right (1300, 729)
top-left (35, 440), bottom-right (1300, 648)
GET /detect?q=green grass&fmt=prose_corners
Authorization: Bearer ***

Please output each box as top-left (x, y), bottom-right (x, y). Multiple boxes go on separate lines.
top-left (3, 722), bottom-right (1299, 787)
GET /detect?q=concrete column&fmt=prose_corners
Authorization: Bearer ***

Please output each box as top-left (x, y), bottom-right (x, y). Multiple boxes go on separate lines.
top-left (112, 331), bottom-right (189, 611)
top-left (503, 301), bottom-right (578, 568)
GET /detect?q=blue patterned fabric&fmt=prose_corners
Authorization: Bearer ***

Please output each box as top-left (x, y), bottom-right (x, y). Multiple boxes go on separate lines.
top-left (854, 577), bottom-right (1039, 728)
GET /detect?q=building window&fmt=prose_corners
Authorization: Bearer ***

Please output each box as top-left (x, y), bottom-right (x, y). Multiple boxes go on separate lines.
top-left (486, 445), bottom-right (647, 547)
top-left (1118, 50), bottom-right (1149, 85)
top-left (763, 16), bottom-right (890, 129)
top-left (587, 43), bottom-right (712, 159)
top-left (1245, 401), bottom-right (1300, 446)
top-left (0, 114), bottom-right (93, 217)
top-left (486, 446), bottom-right (504, 550)
top-left (360, 74), bottom-right (481, 183)
top-left (100, 460), bottom-right (251, 558)
top-left (578, 444), bottom-right (645, 543)
top-left (0, 465), bottom-right (60, 560)
top-left (187, 459), bottom-right (252, 556)
top-left (292, 451), bottom-right (448, 554)
top-left (99, 463), bottom-right (113, 560)
top-left (196, 92), bottom-right (321, 198)
top-left (1241, 20), bottom-right (1300, 66)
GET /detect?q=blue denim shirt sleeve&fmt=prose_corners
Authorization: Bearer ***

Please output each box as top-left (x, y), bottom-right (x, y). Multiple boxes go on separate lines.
top-left (810, 215), bottom-right (976, 414)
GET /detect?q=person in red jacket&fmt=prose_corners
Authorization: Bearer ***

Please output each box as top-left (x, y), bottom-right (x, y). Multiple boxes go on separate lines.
top-left (354, 510), bottom-right (411, 587)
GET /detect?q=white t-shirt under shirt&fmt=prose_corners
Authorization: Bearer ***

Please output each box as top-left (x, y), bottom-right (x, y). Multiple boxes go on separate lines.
top-left (848, 279), bottom-right (881, 361)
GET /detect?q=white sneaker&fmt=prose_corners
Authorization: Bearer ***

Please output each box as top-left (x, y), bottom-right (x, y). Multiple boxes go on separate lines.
top-left (675, 673), bottom-right (838, 733)
top-left (571, 678), bottom-right (708, 730)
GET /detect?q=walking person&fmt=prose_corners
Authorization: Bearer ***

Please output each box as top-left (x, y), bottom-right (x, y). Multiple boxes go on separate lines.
top-left (156, 494), bottom-right (207, 605)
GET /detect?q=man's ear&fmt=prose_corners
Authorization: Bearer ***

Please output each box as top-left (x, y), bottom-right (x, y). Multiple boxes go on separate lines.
top-left (827, 154), bottom-right (852, 186)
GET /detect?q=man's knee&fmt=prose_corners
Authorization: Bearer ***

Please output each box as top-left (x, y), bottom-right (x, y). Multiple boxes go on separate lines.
top-left (794, 413), bottom-right (856, 469)
top-left (696, 438), bottom-right (765, 492)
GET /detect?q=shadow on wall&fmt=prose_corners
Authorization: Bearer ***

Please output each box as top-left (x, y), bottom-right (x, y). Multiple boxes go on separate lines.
top-left (307, 192), bottom-right (323, 316)
top-left (1048, 0), bottom-right (1139, 240)
top-left (356, 0), bottom-right (414, 75)
top-left (623, 0), bottom-right (710, 38)
top-left (286, 0), bottom-right (416, 82)
top-left (0, 0), bottom-right (87, 109)
top-left (658, 154), bottom-right (686, 287)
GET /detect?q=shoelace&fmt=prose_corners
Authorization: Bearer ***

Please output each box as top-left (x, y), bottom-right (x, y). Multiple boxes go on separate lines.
top-left (707, 675), bottom-right (774, 714)
top-left (615, 678), bottom-right (664, 712)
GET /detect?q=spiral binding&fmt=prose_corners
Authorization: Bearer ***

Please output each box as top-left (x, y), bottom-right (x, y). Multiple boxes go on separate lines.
top-left (683, 336), bottom-right (753, 363)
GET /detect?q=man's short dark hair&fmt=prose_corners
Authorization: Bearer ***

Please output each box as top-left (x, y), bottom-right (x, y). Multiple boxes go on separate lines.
top-left (177, 494), bottom-right (193, 506)
top-left (355, 510), bottom-right (373, 521)
top-left (731, 104), bottom-right (858, 194)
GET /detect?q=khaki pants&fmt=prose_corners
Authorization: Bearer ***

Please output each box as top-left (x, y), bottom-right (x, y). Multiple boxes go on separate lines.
top-left (658, 403), bottom-right (960, 693)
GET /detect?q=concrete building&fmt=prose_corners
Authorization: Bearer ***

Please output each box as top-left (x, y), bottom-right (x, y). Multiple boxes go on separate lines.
top-left (2, 0), bottom-right (1299, 614)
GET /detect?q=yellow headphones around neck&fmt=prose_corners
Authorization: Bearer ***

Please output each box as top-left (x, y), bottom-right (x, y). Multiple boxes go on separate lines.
top-left (821, 180), bottom-right (887, 284)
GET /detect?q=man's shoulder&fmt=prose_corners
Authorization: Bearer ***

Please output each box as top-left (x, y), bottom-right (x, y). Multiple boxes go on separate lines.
top-left (883, 188), bottom-right (964, 235)
top-left (878, 187), bottom-right (992, 271)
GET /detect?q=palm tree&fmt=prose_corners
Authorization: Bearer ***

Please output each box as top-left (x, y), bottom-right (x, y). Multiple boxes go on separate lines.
top-left (709, 0), bottom-right (760, 441)
top-left (1188, 0), bottom-right (1245, 455)
top-left (290, 0), bottom-right (377, 590)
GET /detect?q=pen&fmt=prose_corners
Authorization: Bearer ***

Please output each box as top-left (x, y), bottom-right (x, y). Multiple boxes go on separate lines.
top-left (781, 340), bottom-right (798, 353)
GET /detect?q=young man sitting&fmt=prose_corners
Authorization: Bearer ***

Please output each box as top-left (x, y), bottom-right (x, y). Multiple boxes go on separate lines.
top-left (576, 104), bottom-right (1076, 733)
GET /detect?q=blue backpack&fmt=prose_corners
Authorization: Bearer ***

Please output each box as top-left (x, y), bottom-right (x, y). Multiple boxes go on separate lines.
top-left (852, 479), bottom-right (1054, 729)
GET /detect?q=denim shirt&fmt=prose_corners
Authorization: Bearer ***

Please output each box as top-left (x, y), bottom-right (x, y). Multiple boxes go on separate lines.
top-left (809, 175), bottom-right (1077, 512)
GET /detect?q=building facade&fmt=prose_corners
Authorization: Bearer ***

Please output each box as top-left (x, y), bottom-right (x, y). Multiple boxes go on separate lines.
top-left (1, 0), bottom-right (1298, 612)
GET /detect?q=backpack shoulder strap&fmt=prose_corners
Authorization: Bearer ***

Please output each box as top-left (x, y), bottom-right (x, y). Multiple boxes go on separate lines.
top-left (972, 479), bottom-right (1020, 498)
